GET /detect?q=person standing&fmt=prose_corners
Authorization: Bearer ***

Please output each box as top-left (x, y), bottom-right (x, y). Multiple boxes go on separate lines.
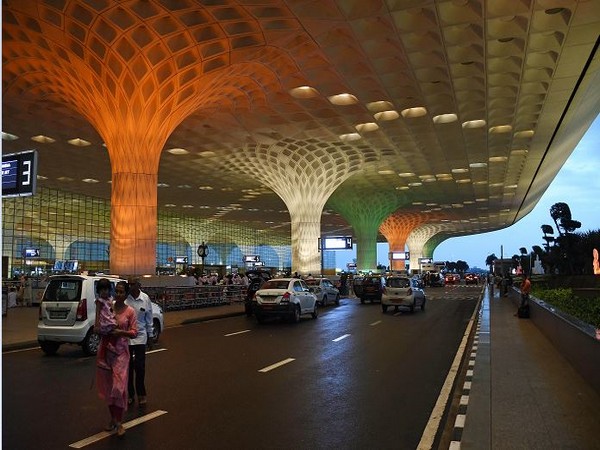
top-left (125, 278), bottom-right (154, 407)
top-left (520, 275), bottom-right (531, 306)
top-left (96, 280), bottom-right (137, 437)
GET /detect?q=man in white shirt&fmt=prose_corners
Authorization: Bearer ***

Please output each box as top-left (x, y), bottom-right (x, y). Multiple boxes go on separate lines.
top-left (125, 278), bottom-right (154, 406)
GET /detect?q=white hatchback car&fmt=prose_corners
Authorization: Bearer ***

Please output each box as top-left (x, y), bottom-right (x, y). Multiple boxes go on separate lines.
top-left (252, 278), bottom-right (318, 323)
top-left (381, 276), bottom-right (426, 313)
top-left (37, 274), bottom-right (164, 355)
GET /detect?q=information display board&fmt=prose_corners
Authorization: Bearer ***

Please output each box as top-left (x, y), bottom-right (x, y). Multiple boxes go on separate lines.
top-left (2, 150), bottom-right (38, 198)
top-left (319, 236), bottom-right (353, 250)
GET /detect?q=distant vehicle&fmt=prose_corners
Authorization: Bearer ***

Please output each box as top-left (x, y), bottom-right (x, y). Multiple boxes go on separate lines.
top-left (37, 274), bottom-right (164, 356)
top-left (465, 273), bottom-right (479, 285)
top-left (428, 272), bottom-right (445, 287)
top-left (381, 276), bottom-right (426, 313)
top-left (353, 275), bottom-right (383, 304)
top-left (444, 273), bottom-right (460, 284)
top-left (305, 278), bottom-right (340, 306)
top-left (252, 278), bottom-right (318, 323)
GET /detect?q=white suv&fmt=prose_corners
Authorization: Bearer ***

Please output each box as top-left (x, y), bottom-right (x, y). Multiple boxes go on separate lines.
top-left (305, 278), bottom-right (340, 306)
top-left (37, 275), bottom-right (164, 356)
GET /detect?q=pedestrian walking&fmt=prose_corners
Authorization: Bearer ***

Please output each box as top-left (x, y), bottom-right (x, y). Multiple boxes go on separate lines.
top-left (125, 277), bottom-right (154, 407)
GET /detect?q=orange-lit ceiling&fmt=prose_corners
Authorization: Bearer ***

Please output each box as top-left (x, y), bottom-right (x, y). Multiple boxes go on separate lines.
top-left (3, 0), bottom-right (599, 241)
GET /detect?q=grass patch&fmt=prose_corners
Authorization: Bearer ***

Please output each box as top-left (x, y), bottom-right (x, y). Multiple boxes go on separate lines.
top-left (531, 287), bottom-right (600, 329)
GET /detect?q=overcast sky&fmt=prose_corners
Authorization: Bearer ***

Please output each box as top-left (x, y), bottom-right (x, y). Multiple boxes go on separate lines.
top-left (335, 114), bottom-right (600, 270)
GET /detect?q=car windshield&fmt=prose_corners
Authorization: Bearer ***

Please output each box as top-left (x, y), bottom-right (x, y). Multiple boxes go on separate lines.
top-left (305, 280), bottom-right (319, 286)
top-left (261, 280), bottom-right (290, 290)
top-left (387, 278), bottom-right (410, 288)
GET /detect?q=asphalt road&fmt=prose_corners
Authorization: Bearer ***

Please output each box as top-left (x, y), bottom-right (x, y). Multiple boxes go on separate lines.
top-left (2, 286), bottom-right (481, 450)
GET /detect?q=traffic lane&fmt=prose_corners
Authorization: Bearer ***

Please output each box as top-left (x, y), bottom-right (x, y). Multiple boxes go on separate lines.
top-left (1, 295), bottom-right (477, 449)
top-left (94, 296), bottom-right (477, 449)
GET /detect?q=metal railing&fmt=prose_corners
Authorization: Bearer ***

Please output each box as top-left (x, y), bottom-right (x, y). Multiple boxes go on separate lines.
top-left (143, 285), bottom-right (247, 312)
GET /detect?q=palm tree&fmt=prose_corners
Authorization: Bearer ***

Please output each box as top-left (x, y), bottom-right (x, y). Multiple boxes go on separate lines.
top-left (485, 253), bottom-right (497, 274)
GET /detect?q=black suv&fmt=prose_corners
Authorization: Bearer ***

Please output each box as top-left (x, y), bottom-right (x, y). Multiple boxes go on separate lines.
top-left (353, 275), bottom-right (383, 304)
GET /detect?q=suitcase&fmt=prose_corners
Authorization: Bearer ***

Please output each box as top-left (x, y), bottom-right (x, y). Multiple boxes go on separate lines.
top-left (517, 304), bottom-right (530, 318)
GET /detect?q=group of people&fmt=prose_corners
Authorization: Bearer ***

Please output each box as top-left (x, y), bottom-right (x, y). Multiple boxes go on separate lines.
top-left (94, 277), bottom-right (154, 437)
top-left (6, 275), bottom-right (32, 308)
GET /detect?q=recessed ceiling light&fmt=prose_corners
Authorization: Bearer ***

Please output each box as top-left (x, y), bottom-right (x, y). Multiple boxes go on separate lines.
top-left (37, 175), bottom-right (48, 180)
top-left (378, 169), bottom-right (395, 175)
top-left (199, 151), bottom-right (216, 157)
top-left (489, 125), bottom-right (512, 134)
top-left (374, 110), bottom-right (400, 121)
top-left (473, 181), bottom-right (488, 185)
top-left (489, 183), bottom-right (504, 187)
top-left (412, 202), bottom-right (424, 205)
top-left (82, 178), bottom-right (99, 183)
top-left (432, 114), bottom-right (458, 124)
top-left (2, 132), bottom-right (19, 140)
top-left (366, 100), bottom-right (394, 112)
top-left (68, 137), bottom-right (91, 146)
top-left (165, 204), bottom-right (176, 207)
top-left (456, 179), bottom-right (471, 184)
top-left (157, 183), bottom-right (170, 188)
top-left (328, 93), bottom-right (359, 105)
top-left (511, 149), bottom-right (528, 155)
top-left (398, 172), bottom-right (415, 177)
top-left (514, 130), bottom-right (534, 138)
top-left (395, 186), bottom-right (409, 190)
top-left (198, 186), bottom-right (213, 190)
top-left (289, 86), bottom-right (319, 99)
top-left (489, 156), bottom-right (508, 162)
top-left (451, 168), bottom-right (469, 173)
top-left (31, 135), bottom-right (56, 144)
top-left (355, 122), bottom-right (379, 133)
top-left (339, 133), bottom-right (362, 142)
top-left (401, 107), bottom-right (427, 118)
top-left (408, 182), bottom-right (422, 187)
top-left (469, 162), bottom-right (488, 168)
top-left (167, 148), bottom-right (189, 155)
top-left (177, 184), bottom-right (191, 188)
top-left (462, 120), bottom-right (486, 129)
top-left (57, 176), bottom-right (74, 181)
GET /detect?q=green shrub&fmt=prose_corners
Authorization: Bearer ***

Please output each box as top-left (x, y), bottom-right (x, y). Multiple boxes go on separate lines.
top-left (531, 287), bottom-right (600, 329)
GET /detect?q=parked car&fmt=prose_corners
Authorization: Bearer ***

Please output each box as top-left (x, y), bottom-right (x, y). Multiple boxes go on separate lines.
top-left (465, 273), bottom-right (479, 285)
top-left (252, 278), bottom-right (318, 323)
top-left (37, 274), bottom-right (164, 356)
top-left (353, 275), bottom-right (383, 304)
top-left (305, 277), bottom-right (340, 306)
top-left (381, 276), bottom-right (426, 313)
top-left (244, 270), bottom-right (271, 316)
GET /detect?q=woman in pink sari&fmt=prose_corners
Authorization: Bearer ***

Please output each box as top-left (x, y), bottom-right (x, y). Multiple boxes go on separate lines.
top-left (95, 280), bottom-right (137, 437)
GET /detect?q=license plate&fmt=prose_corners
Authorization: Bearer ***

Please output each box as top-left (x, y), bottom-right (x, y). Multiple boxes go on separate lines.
top-left (49, 310), bottom-right (69, 319)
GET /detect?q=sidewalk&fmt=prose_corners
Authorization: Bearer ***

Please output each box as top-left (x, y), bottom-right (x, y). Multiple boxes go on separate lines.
top-left (3, 292), bottom-right (600, 449)
top-left (1, 302), bottom-right (246, 351)
top-left (458, 286), bottom-right (600, 449)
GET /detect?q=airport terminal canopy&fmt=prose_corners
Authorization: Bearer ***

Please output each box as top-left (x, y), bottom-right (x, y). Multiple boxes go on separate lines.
top-left (2, 0), bottom-right (599, 274)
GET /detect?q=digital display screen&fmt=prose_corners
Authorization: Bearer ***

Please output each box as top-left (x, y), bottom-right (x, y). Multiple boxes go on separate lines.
top-left (244, 255), bottom-right (260, 263)
top-left (2, 159), bottom-right (18, 190)
top-left (390, 252), bottom-right (410, 260)
top-left (175, 256), bottom-right (188, 264)
top-left (53, 260), bottom-right (65, 271)
top-left (2, 150), bottom-right (38, 198)
top-left (320, 237), bottom-right (353, 250)
top-left (23, 248), bottom-right (40, 258)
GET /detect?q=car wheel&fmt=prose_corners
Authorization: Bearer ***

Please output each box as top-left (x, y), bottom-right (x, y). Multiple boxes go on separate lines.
top-left (421, 297), bottom-right (426, 311)
top-left (311, 303), bottom-right (318, 319)
top-left (39, 341), bottom-right (60, 356)
top-left (382, 304), bottom-right (388, 313)
top-left (335, 294), bottom-right (340, 306)
top-left (82, 328), bottom-right (100, 356)
top-left (292, 305), bottom-right (301, 323)
top-left (152, 318), bottom-right (161, 344)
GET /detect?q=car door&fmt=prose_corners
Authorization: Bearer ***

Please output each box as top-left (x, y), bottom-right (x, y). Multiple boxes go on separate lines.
top-left (298, 280), bottom-right (312, 312)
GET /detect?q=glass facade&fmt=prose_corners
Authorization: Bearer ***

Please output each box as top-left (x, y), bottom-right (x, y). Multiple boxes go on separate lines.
top-left (2, 187), bottom-right (291, 277)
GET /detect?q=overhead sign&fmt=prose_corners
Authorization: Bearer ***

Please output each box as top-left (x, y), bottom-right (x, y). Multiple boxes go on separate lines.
top-left (320, 236), bottom-right (353, 250)
top-left (244, 255), bottom-right (260, 263)
top-left (347, 263), bottom-right (357, 269)
top-left (253, 261), bottom-right (265, 267)
top-left (419, 258), bottom-right (433, 264)
top-left (22, 248), bottom-right (40, 258)
top-left (175, 256), bottom-right (188, 264)
top-left (390, 251), bottom-right (410, 260)
top-left (2, 150), bottom-right (38, 198)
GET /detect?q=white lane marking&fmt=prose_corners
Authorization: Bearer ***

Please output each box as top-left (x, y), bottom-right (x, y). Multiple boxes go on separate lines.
top-left (332, 334), bottom-right (351, 342)
top-left (225, 329), bottom-right (251, 337)
top-left (147, 348), bottom-right (167, 355)
top-left (258, 357), bottom-right (295, 373)
top-left (370, 320), bottom-right (382, 326)
top-left (69, 410), bottom-right (168, 448)
top-left (417, 294), bottom-right (480, 450)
